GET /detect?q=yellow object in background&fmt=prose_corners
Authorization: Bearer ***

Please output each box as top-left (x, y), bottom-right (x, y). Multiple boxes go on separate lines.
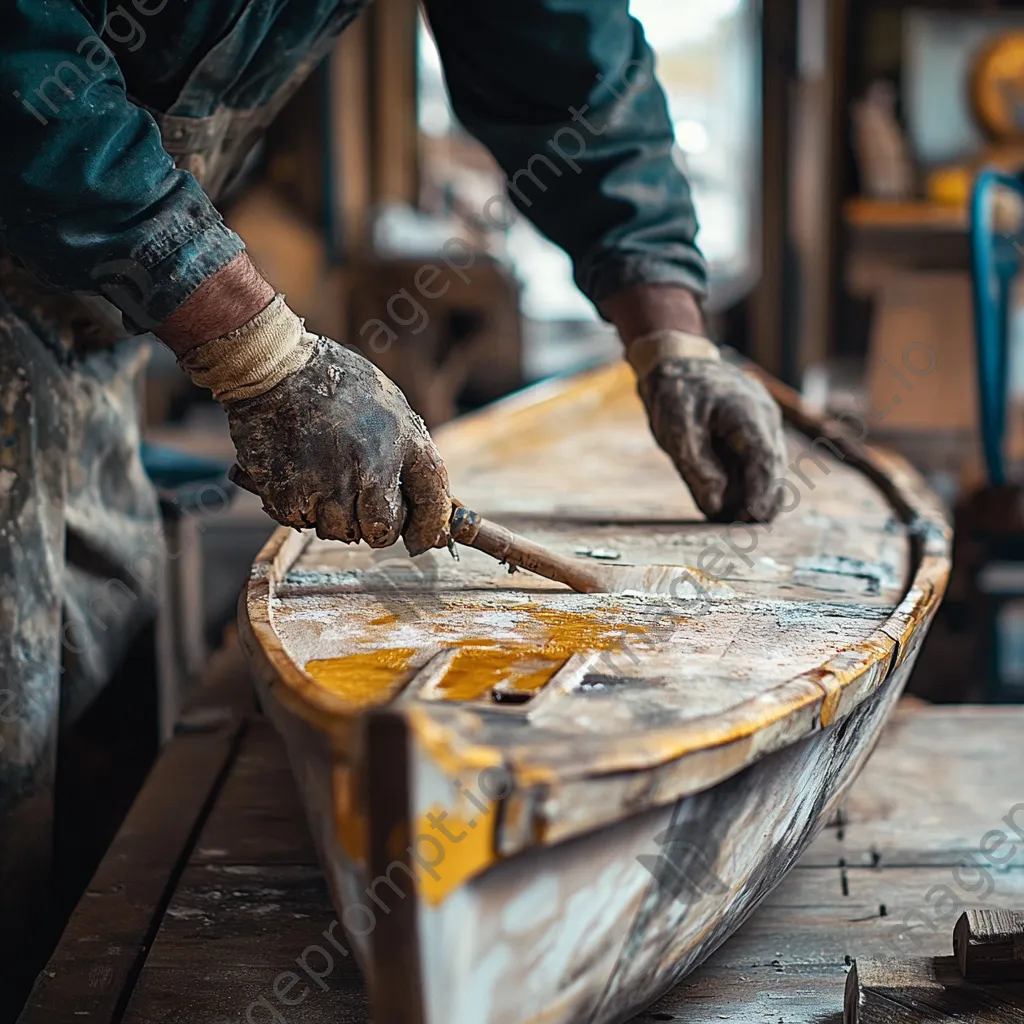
top-left (972, 31), bottom-right (1024, 142)
top-left (920, 33), bottom-right (1024, 211)
top-left (926, 166), bottom-right (973, 208)
top-left (925, 164), bottom-right (1024, 232)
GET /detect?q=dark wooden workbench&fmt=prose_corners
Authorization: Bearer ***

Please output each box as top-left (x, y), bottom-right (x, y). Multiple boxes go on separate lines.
top-left (17, 649), bottom-right (1024, 1023)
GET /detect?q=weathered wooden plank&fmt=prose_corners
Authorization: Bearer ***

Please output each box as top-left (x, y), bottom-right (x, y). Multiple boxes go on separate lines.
top-left (119, 962), bottom-right (369, 1024)
top-left (117, 724), bottom-right (372, 1024)
top-left (118, 723), bottom-right (361, 1024)
top-left (804, 707), bottom-right (1024, 869)
top-left (192, 721), bottom-right (318, 867)
top-left (954, 909), bottom-right (1024, 983)
top-left (642, 961), bottom-right (850, 1024)
top-left (699, 866), bottom-right (1024, 970)
top-left (141, 863), bottom-right (339, 972)
top-left (16, 723), bottom-right (242, 1024)
top-left (845, 956), bottom-right (1024, 1023)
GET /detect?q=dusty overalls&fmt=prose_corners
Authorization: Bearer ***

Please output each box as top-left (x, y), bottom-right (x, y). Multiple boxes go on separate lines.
top-left (0, 0), bottom-right (367, 993)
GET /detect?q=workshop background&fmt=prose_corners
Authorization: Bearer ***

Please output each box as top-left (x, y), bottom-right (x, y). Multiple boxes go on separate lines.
top-left (15, 0), bottom-right (1024, 1020)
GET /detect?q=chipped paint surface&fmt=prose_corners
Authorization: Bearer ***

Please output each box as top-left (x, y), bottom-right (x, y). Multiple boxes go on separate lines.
top-left (793, 554), bottom-right (902, 596)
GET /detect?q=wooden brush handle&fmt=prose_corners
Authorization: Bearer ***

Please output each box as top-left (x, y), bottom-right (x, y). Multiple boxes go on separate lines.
top-left (449, 503), bottom-right (606, 593)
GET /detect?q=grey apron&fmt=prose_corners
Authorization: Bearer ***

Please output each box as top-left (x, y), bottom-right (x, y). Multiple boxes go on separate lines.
top-left (0, 1), bottom-right (363, 992)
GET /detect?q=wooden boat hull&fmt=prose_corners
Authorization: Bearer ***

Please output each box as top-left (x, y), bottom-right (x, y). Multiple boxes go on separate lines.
top-left (253, 659), bottom-right (910, 1024)
top-left (239, 361), bottom-right (950, 1024)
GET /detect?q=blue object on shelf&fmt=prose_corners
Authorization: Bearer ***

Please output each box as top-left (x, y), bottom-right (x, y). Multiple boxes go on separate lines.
top-left (140, 442), bottom-right (239, 514)
top-left (970, 168), bottom-right (1024, 486)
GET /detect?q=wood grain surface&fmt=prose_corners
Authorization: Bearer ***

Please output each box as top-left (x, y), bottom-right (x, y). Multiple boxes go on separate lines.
top-left (954, 909), bottom-right (1024, 982)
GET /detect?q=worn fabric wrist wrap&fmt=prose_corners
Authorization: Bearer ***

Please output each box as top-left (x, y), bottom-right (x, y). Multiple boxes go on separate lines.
top-left (178, 293), bottom-right (315, 404)
top-left (625, 329), bottom-right (720, 380)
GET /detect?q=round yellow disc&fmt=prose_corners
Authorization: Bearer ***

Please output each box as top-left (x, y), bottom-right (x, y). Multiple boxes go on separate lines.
top-left (971, 32), bottom-right (1024, 141)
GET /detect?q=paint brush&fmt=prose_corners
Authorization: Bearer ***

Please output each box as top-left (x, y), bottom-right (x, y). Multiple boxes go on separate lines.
top-left (229, 466), bottom-right (724, 599)
top-left (447, 503), bottom-right (727, 599)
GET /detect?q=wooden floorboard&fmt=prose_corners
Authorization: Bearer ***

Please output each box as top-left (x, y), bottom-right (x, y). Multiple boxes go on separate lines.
top-left (21, 700), bottom-right (1024, 1023)
top-left (119, 963), bottom-right (370, 1024)
top-left (640, 963), bottom-right (848, 1024)
top-left (15, 722), bottom-right (243, 1024)
top-left (803, 707), bottom-right (1024, 870)
top-left (190, 722), bottom-right (318, 867)
top-left (120, 723), bottom-right (367, 1024)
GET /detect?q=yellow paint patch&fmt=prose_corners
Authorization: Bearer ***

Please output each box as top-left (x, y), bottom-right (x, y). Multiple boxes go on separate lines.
top-left (412, 807), bottom-right (496, 905)
top-left (438, 640), bottom-right (565, 701)
top-left (436, 606), bottom-right (649, 701)
top-left (333, 764), bottom-right (366, 864)
top-left (305, 605), bottom-right (657, 706)
top-left (304, 648), bottom-right (416, 706)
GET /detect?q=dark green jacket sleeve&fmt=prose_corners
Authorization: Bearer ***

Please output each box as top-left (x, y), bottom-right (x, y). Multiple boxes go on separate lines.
top-left (0, 0), bottom-right (244, 328)
top-left (422, 0), bottom-right (707, 308)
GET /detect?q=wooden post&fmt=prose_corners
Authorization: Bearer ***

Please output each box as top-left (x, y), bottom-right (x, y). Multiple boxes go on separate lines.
top-left (753, 0), bottom-right (851, 386)
top-left (330, 17), bottom-right (373, 259)
top-left (751, 0), bottom-right (797, 382)
top-left (954, 909), bottom-right (1024, 983)
top-left (372, 0), bottom-right (420, 206)
top-left (845, 956), bottom-right (1024, 1023)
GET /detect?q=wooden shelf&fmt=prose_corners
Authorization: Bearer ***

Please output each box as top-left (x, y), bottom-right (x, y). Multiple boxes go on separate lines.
top-left (845, 198), bottom-right (971, 270)
top-left (845, 198), bottom-right (969, 231)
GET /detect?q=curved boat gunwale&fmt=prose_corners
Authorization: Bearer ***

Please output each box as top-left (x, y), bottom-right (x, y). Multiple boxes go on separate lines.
top-left (239, 361), bottom-right (951, 780)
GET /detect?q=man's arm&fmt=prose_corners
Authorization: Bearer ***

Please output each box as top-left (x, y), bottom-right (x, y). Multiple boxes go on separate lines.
top-left (422, 0), bottom-right (707, 308)
top-left (156, 253), bottom-right (273, 354)
top-left (598, 285), bottom-right (705, 343)
top-left (422, 0), bottom-right (787, 523)
top-left (0, 0), bottom-right (245, 328)
top-left (0, 2), bottom-right (452, 552)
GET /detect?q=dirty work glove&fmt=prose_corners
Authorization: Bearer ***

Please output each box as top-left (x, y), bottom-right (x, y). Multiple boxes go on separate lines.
top-left (179, 295), bottom-right (451, 554)
top-left (627, 330), bottom-right (788, 523)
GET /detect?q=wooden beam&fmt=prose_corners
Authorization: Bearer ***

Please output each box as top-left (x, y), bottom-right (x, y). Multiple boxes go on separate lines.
top-left (330, 17), bottom-right (373, 259)
top-left (821, 0), bottom-right (850, 373)
top-left (373, 0), bottom-right (420, 206)
top-left (845, 956), bottom-right (1024, 1023)
top-left (954, 909), bottom-right (1024, 983)
top-left (365, 710), bottom-right (424, 1024)
top-left (751, 0), bottom-right (798, 381)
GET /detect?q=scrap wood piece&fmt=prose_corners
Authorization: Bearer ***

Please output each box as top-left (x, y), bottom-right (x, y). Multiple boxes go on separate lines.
top-left (844, 956), bottom-right (1024, 1023)
top-left (954, 909), bottom-right (1024, 982)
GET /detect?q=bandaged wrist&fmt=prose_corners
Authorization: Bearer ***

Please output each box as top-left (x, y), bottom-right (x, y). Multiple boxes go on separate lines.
top-left (178, 294), bottom-right (315, 403)
top-left (625, 329), bottom-right (720, 380)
